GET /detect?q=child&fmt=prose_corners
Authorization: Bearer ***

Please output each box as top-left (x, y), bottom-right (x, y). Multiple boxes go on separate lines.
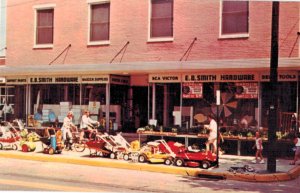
top-left (252, 131), bottom-right (264, 164)
top-left (290, 134), bottom-right (300, 165)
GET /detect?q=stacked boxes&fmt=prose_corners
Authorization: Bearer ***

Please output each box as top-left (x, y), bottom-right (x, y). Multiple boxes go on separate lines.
top-left (42, 109), bottom-right (51, 122)
top-left (71, 106), bottom-right (82, 125)
top-left (58, 102), bottom-right (72, 123)
top-left (88, 101), bottom-right (100, 121)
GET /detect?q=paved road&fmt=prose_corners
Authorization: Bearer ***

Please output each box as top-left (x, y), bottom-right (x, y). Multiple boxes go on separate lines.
top-left (0, 157), bottom-right (299, 193)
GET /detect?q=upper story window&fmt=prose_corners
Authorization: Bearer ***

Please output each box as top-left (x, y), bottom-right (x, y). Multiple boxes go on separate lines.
top-left (89, 2), bottom-right (110, 45)
top-left (36, 9), bottom-right (54, 46)
top-left (221, 0), bottom-right (249, 38)
top-left (149, 0), bottom-right (173, 42)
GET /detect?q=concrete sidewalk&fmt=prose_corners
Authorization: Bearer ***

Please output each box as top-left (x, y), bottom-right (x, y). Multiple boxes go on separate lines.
top-left (0, 142), bottom-right (299, 182)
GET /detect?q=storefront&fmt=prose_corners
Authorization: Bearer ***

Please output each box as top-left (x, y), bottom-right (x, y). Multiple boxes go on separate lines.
top-left (148, 71), bottom-right (299, 138)
top-left (4, 75), bottom-right (130, 132)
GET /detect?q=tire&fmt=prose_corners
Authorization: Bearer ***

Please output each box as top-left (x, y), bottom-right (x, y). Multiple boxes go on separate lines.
top-left (0, 143), bottom-right (3, 150)
top-left (175, 158), bottom-right (184, 167)
top-left (21, 144), bottom-right (28, 152)
top-left (123, 153), bottom-right (130, 161)
top-left (12, 144), bottom-right (18, 151)
top-left (201, 161), bottom-right (211, 169)
top-left (164, 158), bottom-right (173, 165)
top-left (43, 148), bottom-right (49, 154)
top-left (74, 143), bottom-right (85, 152)
top-left (110, 152), bottom-right (116, 159)
top-left (48, 147), bottom-right (55, 155)
top-left (138, 154), bottom-right (147, 163)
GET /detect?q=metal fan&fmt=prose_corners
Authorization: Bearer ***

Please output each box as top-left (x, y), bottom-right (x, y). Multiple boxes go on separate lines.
top-left (211, 92), bottom-right (238, 118)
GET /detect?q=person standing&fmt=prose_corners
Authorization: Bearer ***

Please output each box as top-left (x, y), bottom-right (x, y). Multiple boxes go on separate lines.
top-left (62, 111), bottom-right (76, 146)
top-left (205, 114), bottom-right (218, 154)
top-left (252, 131), bottom-right (264, 164)
top-left (290, 133), bottom-right (300, 165)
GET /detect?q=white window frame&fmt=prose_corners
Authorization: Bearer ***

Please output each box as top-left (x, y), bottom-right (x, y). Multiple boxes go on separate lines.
top-left (87, 0), bottom-right (110, 46)
top-left (147, 0), bottom-right (174, 43)
top-left (33, 4), bottom-right (56, 49)
top-left (219, 0), bottom-right (249, 39)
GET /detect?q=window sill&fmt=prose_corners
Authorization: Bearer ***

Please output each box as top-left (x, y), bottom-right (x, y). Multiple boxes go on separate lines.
top-left (87, 41), bottom-right (110, 46)
top-left (33, 44), bottom-right (54, 49)
top-left (147, 37), bottom-right (174, 43)
top-left (219, 33), bottom-right (249, 39)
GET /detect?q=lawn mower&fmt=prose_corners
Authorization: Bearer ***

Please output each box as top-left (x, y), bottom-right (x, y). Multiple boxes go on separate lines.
top-left (0, 121), bottom-right (21, 150)
top-left (172, 142), bottom-right (217, 169)
top-left (40, 127), bottom-right (63, 155)
top-left (137, 139), bottom-right (176, 165)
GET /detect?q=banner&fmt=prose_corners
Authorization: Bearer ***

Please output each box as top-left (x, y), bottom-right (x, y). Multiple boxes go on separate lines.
top-left (182, 82), bottom-right (203, 98)
top-left (235, 82), bottom-right (258, 99)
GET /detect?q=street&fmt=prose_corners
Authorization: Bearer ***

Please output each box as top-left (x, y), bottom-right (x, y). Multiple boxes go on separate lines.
top-left (0, 157), bottom-right (299, 193)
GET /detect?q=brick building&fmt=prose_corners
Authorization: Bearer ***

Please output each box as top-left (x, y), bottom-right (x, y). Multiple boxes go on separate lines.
top-left (1, 0), bottom-right (300, 133)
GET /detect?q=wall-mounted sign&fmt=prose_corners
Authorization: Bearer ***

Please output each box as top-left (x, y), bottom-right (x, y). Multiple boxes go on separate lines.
top-left (235, 82), bottom-right (258, 99)
top-left (182, 82), bottom-right (203, 98)
top-left (183, 72), bottom-right (259, 82)
top-left (149, 74), bottom-right (181, 83)
top-left (6, 77), bottom-right (27, 84)
top-left (110, 75), bottom-right (130, 85)
top-left (82, 75), bottom-right (109, 84)
top-left (260, 71), bottom-right (298, 82)
top-left (29, 76), bottom-right (80, 84)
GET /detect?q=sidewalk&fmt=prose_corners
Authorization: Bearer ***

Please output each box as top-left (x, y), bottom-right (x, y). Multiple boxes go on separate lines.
top-left (0, 141), bottom-right (299, 183)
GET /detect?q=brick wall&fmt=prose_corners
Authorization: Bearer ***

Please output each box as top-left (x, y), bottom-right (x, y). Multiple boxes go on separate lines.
top-left (6, 0), bottom-right (300, 66)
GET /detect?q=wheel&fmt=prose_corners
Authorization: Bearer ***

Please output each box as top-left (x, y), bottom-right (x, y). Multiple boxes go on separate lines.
top-left (175, 158), bottom-right (184, 167)
top-left (0, 143), bottom-right (3, 150)
top-left (201, 161), bottom-right (211, 169)
top-left (110, 152), bottom-right (116, 159)
top-left (43, 148), bottom-right (49, 154)
top-left (123, 153), bottom-right (130, 161)
top-left (48, 147), bottom-right (55, 155)
top-left (138, 154), bottom-right (147, 163)
top-left (74, 143), bottom-right (85, 152)
top-left (12, 144), bottom-right (18, 151)
top-left (164, 158), bottom-right (173, 165)
top-left (21, 144), bottom-right (29, 152)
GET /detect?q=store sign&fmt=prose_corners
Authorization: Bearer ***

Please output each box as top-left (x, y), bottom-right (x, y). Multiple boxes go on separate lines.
top-left (235, 82), bottom-right (258, 99)
top-left (182, 82), bottom-right (203, 98)
top-left (260, 71), bottom-right (298, 82)
top-left (110, 75), bottom-right (130, 85)
top-left (29, 76), bottom-right (80, 84)
top-left (183, 72), bottom-right (259, 82)
top-left (6, 77), bottom-right (27, 84)
top-left (82, 75), bottom-right (109, 84)
top-left (0, 77), bottom-right (6, 83)
top-left (149, 74), bottom-right (181, 83)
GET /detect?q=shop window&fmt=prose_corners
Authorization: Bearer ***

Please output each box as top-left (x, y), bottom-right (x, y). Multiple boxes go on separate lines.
top-left (35, 9), bottom-right (54, 45)
top-left (149, 0), bottom-right (173, 40)
top-left (221, 0), bottom-right (249, 37)
top-left (89, 2), bottom-right (110, 44)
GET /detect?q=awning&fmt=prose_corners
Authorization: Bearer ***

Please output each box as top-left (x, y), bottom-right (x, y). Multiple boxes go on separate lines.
top-left (0, 57), bottom-right (299, 76)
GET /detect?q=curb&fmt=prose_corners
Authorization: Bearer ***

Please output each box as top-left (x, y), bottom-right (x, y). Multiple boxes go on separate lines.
top-left (195, 166), bottom-right (300, 182)
top-left (0, 151), bottom-right (299, 182)
top-left (0, 151), bottom-right (200, 177)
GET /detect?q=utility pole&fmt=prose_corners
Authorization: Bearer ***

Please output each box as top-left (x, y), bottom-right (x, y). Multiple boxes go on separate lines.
top-left (267, 1), bottom-right (279, 173)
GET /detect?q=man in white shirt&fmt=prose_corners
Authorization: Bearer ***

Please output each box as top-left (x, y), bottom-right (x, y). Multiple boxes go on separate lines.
top-left (80, 110), bottom-right (99, 140)
top-left (205, 114), bottom-right (218, 154)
